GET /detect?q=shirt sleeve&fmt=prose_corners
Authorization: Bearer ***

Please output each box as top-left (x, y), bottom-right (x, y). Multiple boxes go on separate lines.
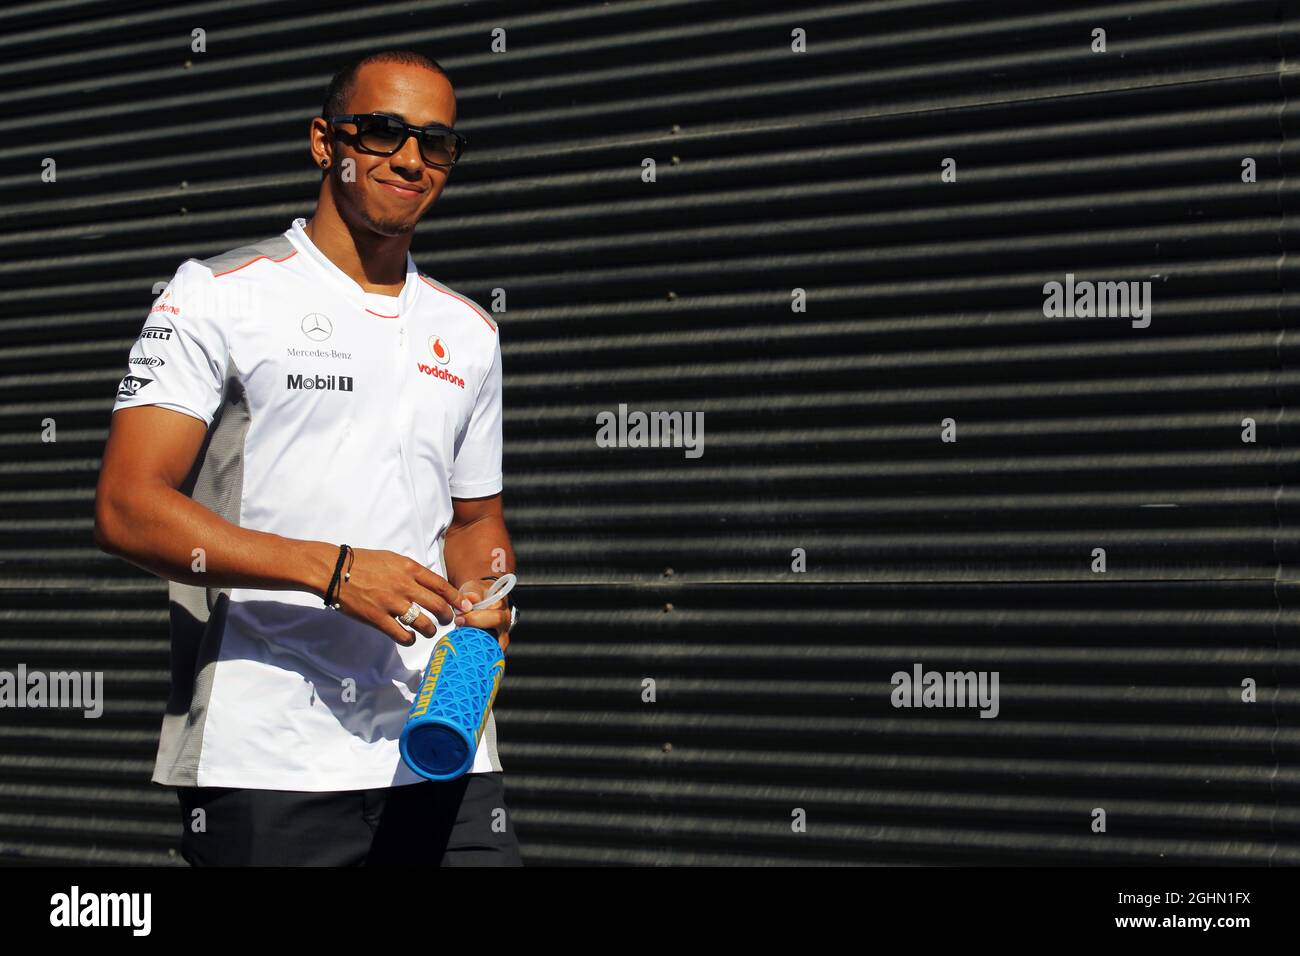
top-left (112, 259), bottom-right (229, 427)
top-left (448, 333), bottom-right (504, 498)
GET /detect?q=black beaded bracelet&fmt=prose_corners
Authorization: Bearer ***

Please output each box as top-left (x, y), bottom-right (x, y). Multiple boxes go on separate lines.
top-left (324, 544), bottom-right (351, 609)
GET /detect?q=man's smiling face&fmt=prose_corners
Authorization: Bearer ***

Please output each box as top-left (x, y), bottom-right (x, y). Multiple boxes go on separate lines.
top-left (329, 61), bottom-right (458, 238)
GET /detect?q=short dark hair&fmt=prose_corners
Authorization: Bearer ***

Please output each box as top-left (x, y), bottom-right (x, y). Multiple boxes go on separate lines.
top-left (321, 50), bottom-right (449, 119)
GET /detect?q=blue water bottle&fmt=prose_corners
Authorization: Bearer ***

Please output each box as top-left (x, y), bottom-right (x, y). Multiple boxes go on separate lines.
top-left (399, 576), bottom-right (513, 781)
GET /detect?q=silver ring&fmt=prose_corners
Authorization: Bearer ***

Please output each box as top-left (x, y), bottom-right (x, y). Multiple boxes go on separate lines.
top-left (398, 603), bottom-right (421, 626)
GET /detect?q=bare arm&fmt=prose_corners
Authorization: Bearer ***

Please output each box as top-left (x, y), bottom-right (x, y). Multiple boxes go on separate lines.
top-left (94, 405), bottom-right (470, 646)
top-left (444, 491), bottom-right (516, 650)
top-left (444, 492), bottom-right (515, 589)
top-left (94, 405), bottom-right (335, 592)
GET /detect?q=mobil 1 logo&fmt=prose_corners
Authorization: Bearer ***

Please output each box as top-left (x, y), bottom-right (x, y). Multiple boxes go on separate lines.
top-left (287, 372), bottom-right (353, 392)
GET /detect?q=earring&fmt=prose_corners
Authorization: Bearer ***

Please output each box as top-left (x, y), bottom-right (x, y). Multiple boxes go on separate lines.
top-left (320, 159), bottom-right (328, 168)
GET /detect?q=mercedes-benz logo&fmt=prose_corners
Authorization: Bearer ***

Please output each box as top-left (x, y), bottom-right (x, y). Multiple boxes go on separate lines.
top-left (301, 313), bottom-right (333, 341)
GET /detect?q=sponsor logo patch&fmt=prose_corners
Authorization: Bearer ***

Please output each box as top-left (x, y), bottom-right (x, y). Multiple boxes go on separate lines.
top-left (286, 347), bottom-right (351, 361)
top-left (415, 363), bottom-right (465, 389)
top-left (117, 375), bottom-right (153, 397)
top-left (301, 313), bottom-right (333, 342)
top-left (287, 372), bottom-right (353, 391)
top-left (428, 335), bottom-right (451, 366)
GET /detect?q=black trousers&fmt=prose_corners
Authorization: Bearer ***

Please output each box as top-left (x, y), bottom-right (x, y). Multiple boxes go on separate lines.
top-left (174, 771), bottom-right (523, 866)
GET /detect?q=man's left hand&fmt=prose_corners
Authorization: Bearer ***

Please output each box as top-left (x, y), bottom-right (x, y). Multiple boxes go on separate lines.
top-left (454, 577), bottom-right (511, 653)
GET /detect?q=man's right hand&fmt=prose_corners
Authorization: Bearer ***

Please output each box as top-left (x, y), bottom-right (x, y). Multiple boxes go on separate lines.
top-left (329, 548), bottom-right (472, 647)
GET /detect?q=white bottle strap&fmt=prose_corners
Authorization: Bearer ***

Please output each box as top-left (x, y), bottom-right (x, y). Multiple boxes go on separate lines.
top-left (467, 572), bottom-right (516, 611)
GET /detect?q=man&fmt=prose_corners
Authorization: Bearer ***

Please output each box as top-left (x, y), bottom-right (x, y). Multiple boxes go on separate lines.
top-left (93, 50), bottom-right (522, 866)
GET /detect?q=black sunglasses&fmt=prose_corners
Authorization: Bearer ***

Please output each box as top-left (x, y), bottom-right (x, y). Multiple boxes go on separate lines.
top-left (326, 113), bottom-right (467, 168)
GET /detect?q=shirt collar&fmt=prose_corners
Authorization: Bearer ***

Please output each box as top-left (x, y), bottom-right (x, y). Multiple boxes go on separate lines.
top-left (285, 217), bottom-right (420, 316)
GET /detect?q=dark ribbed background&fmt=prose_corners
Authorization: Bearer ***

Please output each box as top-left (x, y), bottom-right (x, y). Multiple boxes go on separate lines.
top-left (0, 0), bottom-right (1296, 864)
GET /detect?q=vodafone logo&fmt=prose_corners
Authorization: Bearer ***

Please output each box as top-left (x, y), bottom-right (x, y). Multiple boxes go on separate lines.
top-left (428, 335), bottom-right (451, 366)
top-left (416, 363), bottom-right (465, 389)
top-left (419, 334), bottom-right (462, 386)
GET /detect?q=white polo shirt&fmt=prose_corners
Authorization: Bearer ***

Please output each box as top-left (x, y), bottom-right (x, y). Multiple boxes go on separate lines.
top-left (112, 217), bottom-right (505, 791)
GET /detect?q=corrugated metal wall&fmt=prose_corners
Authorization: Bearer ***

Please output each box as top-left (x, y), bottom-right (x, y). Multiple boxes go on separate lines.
top-left (0, 0), bottom-right (1295, 865)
